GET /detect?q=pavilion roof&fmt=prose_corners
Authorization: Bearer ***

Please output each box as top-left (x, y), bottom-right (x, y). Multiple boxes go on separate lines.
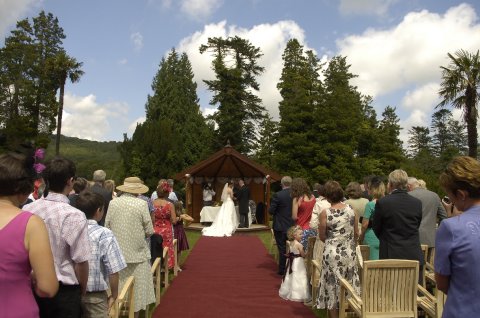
top-left (174, 145), bottom-right (282, 182)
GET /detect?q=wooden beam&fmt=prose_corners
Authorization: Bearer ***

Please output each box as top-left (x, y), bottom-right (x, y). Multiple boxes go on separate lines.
top-left (265, 176), bottom-right (271, 227)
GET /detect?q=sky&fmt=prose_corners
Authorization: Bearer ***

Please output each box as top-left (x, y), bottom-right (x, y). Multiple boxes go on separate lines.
top-left (1, 0), bottom-right (480, 145)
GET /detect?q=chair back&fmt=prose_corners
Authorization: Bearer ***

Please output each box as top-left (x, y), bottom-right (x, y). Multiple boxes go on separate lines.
top-left (311, 259), bottom-right (322, 305)
top-left (361, 260), bottom-right (419, 317)
top-left (109, 276), bottom-right (135, 318)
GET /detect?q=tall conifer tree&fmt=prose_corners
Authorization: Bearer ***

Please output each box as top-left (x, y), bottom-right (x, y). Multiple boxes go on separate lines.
top-left (0, 11), bottom-right (66, 149)
top-left (200, 36), bottom-right (266, 153)
top-left (121, 49), bottom-right (213, 187)
top-left (275, 39), bottom-right (323, 179)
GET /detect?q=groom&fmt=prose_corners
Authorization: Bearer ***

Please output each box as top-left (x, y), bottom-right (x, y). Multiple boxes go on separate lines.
top-left (236, 179), bottom-right (250, 228)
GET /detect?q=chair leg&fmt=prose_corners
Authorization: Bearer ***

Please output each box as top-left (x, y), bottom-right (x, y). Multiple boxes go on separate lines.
top-left (338, 285), bottom-right (346, 318)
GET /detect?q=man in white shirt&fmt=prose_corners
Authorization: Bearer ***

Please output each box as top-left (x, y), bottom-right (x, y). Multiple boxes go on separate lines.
top-left (25, 157), bottom-right (90, 318)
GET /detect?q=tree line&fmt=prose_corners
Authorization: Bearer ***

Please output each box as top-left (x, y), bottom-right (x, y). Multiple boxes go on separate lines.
top-left (122, 37), bottom-right (478, 194)
top-left (1, 12), bottom-right (478, 194)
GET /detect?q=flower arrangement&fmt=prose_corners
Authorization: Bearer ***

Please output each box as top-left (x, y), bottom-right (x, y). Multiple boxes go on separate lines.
top-left (33, 148), bottom-right (46, 174)
top-left (160, 181), bottom-right (172, 193)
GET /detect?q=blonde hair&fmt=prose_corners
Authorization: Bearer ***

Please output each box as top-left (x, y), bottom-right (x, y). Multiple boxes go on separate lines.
top-left (369, 180), bottom-right (385, 199)
top-left (439, 156), bottom-right (480, 198)
top-left (418, 179), bottom-right (427, 189)
top-left (287, 225), bottom-right (302, 241)
top-left (388, 169), bottom-right (408, 190)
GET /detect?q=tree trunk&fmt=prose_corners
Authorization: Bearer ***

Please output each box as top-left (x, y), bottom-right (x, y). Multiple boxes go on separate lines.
top-left (466, 87), bottom-right (478, 158)
top-left (55, 80), bottom-right (65, 155)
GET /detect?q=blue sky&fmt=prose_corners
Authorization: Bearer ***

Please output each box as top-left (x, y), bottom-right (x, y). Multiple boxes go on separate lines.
top-left (1, 0), bottom-right (480, 144)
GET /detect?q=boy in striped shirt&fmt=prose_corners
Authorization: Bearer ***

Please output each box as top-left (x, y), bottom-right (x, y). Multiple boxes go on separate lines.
top-left (76, 191), bottom-right (126, 317)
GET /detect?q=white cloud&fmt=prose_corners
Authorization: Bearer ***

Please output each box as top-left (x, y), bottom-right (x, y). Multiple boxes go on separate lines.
top-left (177, 20), bottom-right (311, 119)
top-left (336, 3), bottom-right (480, 144)
top-left (61, 93), bottom-right (129, 141)
top-left (0, 0), bottom-right (39, 36)
top-left (337, 3), bottom-right (480, 99)
top-left (128, 117), bottom-right (146, 136)
top-left (180, 0), bottom-right (223, 21)
top-left (401, 82), bottom-right (440, 111)
top-left (118, 58), bottom-right (128, 65)
top-left (339, 0), bottom-right (398, 16)
top-left (202, 107), bottom-right (217, 117)
top-left (399, 109), bottom-right (429, 146)
top-left (130, 32), bottom-right (144, 52)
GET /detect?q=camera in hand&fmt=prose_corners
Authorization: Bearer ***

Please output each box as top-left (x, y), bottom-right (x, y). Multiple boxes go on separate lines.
top-left (443, 196), bottom-right (451, 204)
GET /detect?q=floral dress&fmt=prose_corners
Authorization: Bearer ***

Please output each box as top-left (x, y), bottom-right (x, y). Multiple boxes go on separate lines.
top-left (316, 206), bottom-right (360, 310)
top-left (153, 202), bottom-right (175, 269)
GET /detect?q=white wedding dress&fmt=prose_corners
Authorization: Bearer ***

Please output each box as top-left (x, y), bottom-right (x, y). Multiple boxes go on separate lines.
top-left (202, 184), bottom-right (238, 237)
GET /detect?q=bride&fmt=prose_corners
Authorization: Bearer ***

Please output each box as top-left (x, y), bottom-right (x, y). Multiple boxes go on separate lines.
top-left (202, 182), bottom-right (238, 237)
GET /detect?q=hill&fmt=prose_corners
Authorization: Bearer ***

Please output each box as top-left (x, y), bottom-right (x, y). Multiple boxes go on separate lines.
top-left (46, 135), bottom-right (125, 183)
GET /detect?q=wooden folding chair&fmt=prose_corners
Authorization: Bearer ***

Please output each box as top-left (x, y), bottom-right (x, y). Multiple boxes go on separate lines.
top-left (339, 259), bottom-right (419, 318)
top-left (417, 285), bottom-right (447, 318)
top-left (161, 246), bottom-right (170, 289)
top-left (144, 257), bottom-right (161, 318)
top-left (151, 257), bottom-right (161, 305)
top-left (173, 238), bottom-right (179, 276)
top-left (311, 259), bottom-right (322, 307)
top-left (109, 276), bottom-right (135, 318)
top-left (421, 244), bottom-right (429, 288)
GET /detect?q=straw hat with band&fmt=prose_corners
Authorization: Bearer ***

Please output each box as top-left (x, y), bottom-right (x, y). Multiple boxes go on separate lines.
top-left (116, 176), bottom-right (149, 194)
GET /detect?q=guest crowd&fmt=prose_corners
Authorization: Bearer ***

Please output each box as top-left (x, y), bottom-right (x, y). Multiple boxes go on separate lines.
top-left (0, 147), bottom-right (189, 318)
top-left (1, 145), bottom-right (479, 318)
top-left (271, 160), bottom-right (480, 318)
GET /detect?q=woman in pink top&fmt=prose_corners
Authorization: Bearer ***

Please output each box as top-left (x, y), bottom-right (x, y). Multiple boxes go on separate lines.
top-left (291, 178), bottom-right (316, 250)
top-left (0, 151), bottom-right (58, 318)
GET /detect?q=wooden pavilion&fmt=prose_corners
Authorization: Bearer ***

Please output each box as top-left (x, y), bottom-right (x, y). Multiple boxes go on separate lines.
top-left (174, 144), bottom-right (282, 225)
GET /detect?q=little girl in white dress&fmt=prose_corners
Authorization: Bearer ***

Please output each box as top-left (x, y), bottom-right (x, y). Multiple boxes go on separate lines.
top-left (279, 225), bottom-right (311, 302)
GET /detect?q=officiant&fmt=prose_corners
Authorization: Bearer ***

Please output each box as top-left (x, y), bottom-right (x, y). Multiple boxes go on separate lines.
top-left (234, 179), bottom-right (250, 228)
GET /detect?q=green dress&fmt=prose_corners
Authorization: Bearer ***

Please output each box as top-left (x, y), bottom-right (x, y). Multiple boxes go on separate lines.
top-left (363, 201), bottom-right (380, 260)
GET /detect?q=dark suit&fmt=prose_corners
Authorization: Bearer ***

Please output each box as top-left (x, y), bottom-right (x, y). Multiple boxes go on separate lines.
top-left (269, 187), bottom-right (294, 275)
top-left (91, 183), bottom-right (112, 226)
top-left (236, 185), bottom-right (250, 228)
top-left (373, 189), bottom-right (424, 265)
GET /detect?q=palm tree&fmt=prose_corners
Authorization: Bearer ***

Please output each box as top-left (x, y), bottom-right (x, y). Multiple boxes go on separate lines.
top-left (51, 51), bottom-right (84, 155)
top-left (438, 49), bottom-right (480, 158)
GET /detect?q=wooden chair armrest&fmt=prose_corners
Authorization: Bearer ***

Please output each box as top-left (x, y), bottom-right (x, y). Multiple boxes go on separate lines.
top-left (425, 262), bottom-right (434, 272)
top-left (151, 257), bottom-right (160, 274)
top-left (417, 284), bottom-right (436, 302)
top-left (118, 276), bottom-right (134, 300)
top-left (339, 277), bottom-right (362, 304)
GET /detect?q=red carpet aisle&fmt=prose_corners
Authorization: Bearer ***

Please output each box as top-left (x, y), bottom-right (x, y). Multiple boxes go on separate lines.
top-left (153, 236), bottom-right (316, 318)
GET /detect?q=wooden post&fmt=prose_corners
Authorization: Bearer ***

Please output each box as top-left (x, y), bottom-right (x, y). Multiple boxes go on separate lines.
top-left (265, 175), bottom-right (271, 227)
top-left (185, 174), bottom-right (191, 216)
